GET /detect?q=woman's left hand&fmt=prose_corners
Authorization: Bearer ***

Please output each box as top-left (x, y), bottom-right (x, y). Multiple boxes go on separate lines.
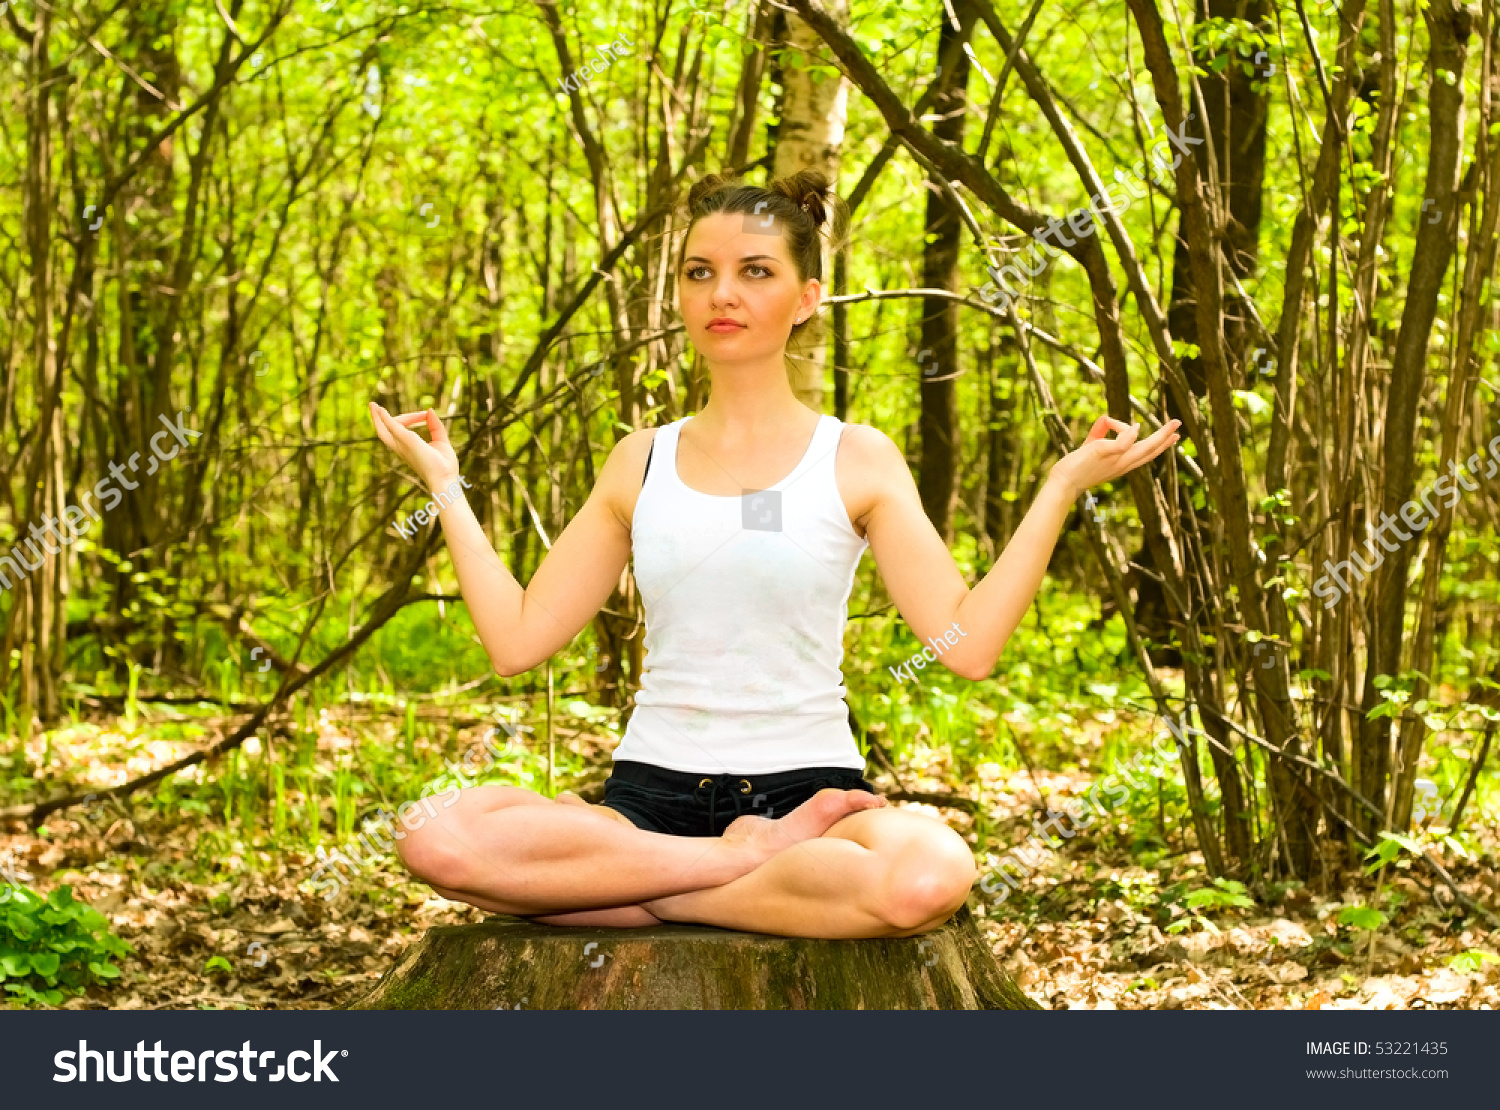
top-left (1049, 415), bottom-right (1181, 498)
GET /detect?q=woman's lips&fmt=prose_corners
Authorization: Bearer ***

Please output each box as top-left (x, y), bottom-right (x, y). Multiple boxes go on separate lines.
top-left (706, 320), bottom-right (745, 333)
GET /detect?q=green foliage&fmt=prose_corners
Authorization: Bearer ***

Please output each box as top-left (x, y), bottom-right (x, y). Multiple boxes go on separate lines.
top-left (1447, 950), bottom-right (1498, 973)
top-left (1364, 828), bottom-right (1473, 876)
top-left (0, 885), bottom-right (132, 1008)
top-left (1161, 878), bottom-right (1256, 935)
top-left (1182, 878), bottom-right (1256, 912)
top-left (1336, 904), bottom-right (1388, 932)
top-left (1363, 830), bottom-right (1426, 871)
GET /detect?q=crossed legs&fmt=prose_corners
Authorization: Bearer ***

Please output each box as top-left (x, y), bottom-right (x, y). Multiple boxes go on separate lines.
top-left (648, 805), bottom-right (975, 937)
top-left (397, 786), bottom-right (976, 940)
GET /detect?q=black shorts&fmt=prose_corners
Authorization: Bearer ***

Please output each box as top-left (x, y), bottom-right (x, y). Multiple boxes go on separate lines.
top-left (601, 760), bottom-right (877, 838)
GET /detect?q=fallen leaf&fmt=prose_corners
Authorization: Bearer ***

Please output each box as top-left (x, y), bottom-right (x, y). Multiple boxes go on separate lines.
top-left (1273, 962), bottom-right (1308, 984)
top-left (1420, 968), bottom-right (1471, 1005)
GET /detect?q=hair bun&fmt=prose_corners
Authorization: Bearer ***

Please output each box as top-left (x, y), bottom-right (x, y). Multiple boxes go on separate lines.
top-left (768, 170), bottom-right (832, 231)
top-left (688, 172), bottom-right (739, 210)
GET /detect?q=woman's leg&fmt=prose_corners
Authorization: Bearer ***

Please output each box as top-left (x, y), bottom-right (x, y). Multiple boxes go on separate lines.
top-left (522, 796), bottom-right (666, 927)
top-left (638, 807), bottom-right (977, 939)
top-left (395, 783), bottom-right (884, 915)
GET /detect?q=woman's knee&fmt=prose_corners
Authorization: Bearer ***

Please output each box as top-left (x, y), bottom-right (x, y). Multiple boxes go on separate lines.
top-left (879, 825), bottom-right (977, 932)
top-left (393, 785), bottom-right (543, 888)
top-left (394, 812), bottom-right (476, 889)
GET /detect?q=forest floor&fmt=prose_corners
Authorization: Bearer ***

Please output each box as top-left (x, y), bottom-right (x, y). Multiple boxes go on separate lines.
top-left (2, 706), bottom-right (1496, 1011)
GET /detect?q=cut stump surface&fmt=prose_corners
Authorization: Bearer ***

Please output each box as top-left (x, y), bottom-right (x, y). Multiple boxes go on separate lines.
top-left (349, 905), bottom-right (1039, 1010)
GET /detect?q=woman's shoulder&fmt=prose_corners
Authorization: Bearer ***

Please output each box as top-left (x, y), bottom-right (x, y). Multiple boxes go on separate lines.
top-left (833, 420), bottom-right (903, 466)
top-left (597, 425), bottom-right (669, 533)
top-left (605, 424), bottom-right (670, 468)
top-left (831, 422), bottom-right (909, 537)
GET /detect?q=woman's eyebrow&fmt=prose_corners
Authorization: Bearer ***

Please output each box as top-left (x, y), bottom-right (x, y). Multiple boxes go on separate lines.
top-left (683, 254), bottom-right (779, 264)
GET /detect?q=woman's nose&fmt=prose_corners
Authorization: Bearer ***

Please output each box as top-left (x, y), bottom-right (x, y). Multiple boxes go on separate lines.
top-left (709, 276), bottom-right (738, 307)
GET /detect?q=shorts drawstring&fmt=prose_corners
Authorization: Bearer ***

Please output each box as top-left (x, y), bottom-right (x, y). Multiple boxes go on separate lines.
top-left (694, 773), bottom-right (840, 834)
top-left (695, 773), bottom-right (754, 834)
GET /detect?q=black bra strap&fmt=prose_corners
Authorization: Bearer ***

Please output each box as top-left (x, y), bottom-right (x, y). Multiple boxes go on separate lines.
top-left (642, 436), bottom-right (655, 490)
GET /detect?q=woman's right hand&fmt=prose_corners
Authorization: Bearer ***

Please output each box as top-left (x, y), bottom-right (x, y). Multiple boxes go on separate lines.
top-left (368, 403), bottom-right (461, 491)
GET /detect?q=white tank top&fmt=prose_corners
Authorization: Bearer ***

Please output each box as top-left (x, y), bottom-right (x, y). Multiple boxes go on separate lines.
top-left (613, 413), bottom-right (870, 774)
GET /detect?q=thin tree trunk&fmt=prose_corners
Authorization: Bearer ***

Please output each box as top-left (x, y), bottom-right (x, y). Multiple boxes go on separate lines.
top-left (916, 0), bottom-right (977, 538)
top-left (770, 1), bottom-right (851, 412)
top-left (1355, 0), bottom-right (1473, 835)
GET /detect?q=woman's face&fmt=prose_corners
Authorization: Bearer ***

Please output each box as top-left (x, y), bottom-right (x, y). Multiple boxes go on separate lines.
top-left (677, 212), bottom-right (819, 364)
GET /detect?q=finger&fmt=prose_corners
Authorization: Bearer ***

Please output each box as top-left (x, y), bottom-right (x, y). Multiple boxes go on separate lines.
top-left (1136, 420), bottom-right (1180, 448)
top-left (373, 405), bottom-right (432, 458)
top-left (424, 408), bottom-right (450, 446)
top-left (1119, 427), bottom-right (1182, 470)
top-left (1137, 421), bottom-right (1181, 458)
top-left (1100, 421), bottom-right (1141, 451)
top-left (369, 403), bottom-right (398, 449)
top-left (377, 406), bottom-right (429, 444)
top-left (372, 404), bottom-right (411, 443)
top-left (1085, 415), bottom-right (1131, 441)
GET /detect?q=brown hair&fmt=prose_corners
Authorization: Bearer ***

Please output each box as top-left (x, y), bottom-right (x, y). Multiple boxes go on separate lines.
top-left (678, 170), bottom-right (847, 335)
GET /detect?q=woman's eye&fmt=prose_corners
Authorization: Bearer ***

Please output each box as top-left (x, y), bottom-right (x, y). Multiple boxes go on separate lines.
top-left (684, 264), bottom-right (771, 280)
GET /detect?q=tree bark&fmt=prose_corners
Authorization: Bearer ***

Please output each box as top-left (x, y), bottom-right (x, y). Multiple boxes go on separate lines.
top-left (1354, 0), bottom-right (1472, 834)
top-left (770, 1), bottom-right (851, 411)
top-left (915, 1), bottom-right (977, 539)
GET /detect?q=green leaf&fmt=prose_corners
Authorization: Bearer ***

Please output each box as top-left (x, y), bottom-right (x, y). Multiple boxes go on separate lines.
top-left (30, 952), bottom-right (60, 979)
top-left (1362, 838), bottom-right (1404, 871)
top-left (204, 955), bottom-right (233, 974)
top-left (46, 886), bottom-right (76, 912)
top-left (1448, 950), bottom-right (1498, 973)
top-left (1377, 831), bottom-right (1425, 855)
top-left (0, 952), bottom-right (31, 977)
top-left (1441, 835), bottom-right (1472, 860)
top-left (1337, 905), bottom-right (1387, 930)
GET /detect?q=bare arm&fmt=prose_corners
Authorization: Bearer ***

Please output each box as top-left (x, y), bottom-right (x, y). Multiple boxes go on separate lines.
top-left (854, 415), bottom-right (1181, 680)
top-left (368, 404), bottom-right (645, 677)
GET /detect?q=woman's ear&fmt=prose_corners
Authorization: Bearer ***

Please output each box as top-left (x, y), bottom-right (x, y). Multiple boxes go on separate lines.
top-left (801, 278), bottom-right (822, 317)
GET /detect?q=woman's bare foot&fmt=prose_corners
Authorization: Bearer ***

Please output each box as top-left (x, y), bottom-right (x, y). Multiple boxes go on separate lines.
top-left (555, 790), bottom-right (637, 828)
top-left (721, 788), bottom-right (886, 861)
top-left (527, 903), bottom-right (664, 928)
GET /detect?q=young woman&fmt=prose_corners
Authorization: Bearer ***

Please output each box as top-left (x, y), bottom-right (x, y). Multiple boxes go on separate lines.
top-left (368, 170), bottom-right (1180, 939)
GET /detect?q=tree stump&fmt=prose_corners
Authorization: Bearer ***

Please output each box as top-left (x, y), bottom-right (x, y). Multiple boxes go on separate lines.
top-left (349, 905), bottom-right (1038, 1010)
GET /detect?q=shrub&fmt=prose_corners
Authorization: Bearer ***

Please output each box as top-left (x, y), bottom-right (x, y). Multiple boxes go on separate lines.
top-left (0, 884), bottom-right (133, 1007)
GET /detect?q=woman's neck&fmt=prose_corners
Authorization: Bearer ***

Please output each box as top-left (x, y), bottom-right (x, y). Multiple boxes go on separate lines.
top-left (693, 361), bottom-right (818, 441)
